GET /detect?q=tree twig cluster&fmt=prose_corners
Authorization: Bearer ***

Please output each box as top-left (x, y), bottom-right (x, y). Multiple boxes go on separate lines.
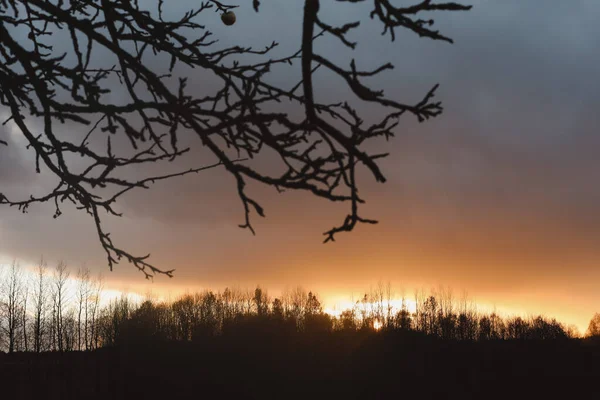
top-left (0, 0), bottom-right (471, 277)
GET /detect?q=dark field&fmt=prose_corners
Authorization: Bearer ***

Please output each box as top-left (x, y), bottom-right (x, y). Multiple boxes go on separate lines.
top-left (2, 332), bottom-right (600, 400)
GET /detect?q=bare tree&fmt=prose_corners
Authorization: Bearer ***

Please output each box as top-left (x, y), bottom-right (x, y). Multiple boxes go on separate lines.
top-left (437, 286), bottom-right (455, 339)
top-left (51, 261), bottom-right (70, 352)
top-left (20, 282), bottom-right (29, 351)
top-left (414, 288), bottom-right (428, 333)
top-left (0, 0), bottom-right (471, 278)
top-left (221, 287), bottom-right (234, 323)
top-left (76, 266), bottom-right (91, 350)
top-left (565, 324), bottom-right (580, 339)
top-left (31, 257), bottom-right (49, 353)
top-left (172, 293), bottom-right (201, 341)
top-left (457, 291), bottom-right (478, 340)
top-left (372, 282), bottom-right (385, 326)
top-left (87, 274), bottom-right (104, 350)
top-left (272, 298), bottom-right (284, 321)
top-left (396, 289), bottom-right (412, 331)
top-left (253, 286), bottom-right (269, 317)
top-left (63, 308), bottom-right (77, 351)
top-left (384, 281), bottom-right (393, 328)
top-left (0, 261), bottom-right (24, 353)
top-left (289, 286), bottom-right (309, 329)
top-left (242, 288), bottom-right (254, 316)
top-left (587, 313), bottom-right (600, 338)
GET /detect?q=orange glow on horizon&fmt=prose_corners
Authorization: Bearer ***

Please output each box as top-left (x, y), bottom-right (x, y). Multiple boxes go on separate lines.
top-left (0, 261), bottom-right (590, 337)
top-left (373, 319), bottom-right (383, 331)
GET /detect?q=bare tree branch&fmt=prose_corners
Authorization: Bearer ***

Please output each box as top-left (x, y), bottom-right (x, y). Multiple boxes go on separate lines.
top-left (0, 0), bottom-right (471, 277)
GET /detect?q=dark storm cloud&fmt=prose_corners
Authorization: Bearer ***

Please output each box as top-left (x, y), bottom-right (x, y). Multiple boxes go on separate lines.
top-left (0, 124), bottom-right (33, 186)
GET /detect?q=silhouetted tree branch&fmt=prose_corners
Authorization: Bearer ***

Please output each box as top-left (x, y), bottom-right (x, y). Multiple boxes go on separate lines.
top-left (0, 0), bottom-right (471, 277)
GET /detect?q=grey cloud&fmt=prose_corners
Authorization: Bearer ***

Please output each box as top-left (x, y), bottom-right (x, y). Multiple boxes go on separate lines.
top-left (2, 0), bottom-right (600, 303)
top-left (0, 125), bottom-right (34, 187)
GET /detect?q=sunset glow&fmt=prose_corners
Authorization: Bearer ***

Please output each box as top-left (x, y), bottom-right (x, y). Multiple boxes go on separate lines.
top-left (2, 1), bottom-right (599, 398)
top-left (373, 320), bottom-right (383, 331)
top-left (2, 260), bottom-right (585, 335)
top-left (1, 0), bottom-right (599, 345)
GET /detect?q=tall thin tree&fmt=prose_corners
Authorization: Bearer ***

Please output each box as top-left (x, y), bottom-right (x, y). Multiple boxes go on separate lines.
top-left (31, 257), bottom-right (48, 353)
top-left (51, 261), bottom-right (70, 352)
top-left (1, 261), bottom-right (23, 353)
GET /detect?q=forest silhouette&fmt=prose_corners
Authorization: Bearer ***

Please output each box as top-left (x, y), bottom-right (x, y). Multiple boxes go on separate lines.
top-left (1, 261), bottom-right (600, 399)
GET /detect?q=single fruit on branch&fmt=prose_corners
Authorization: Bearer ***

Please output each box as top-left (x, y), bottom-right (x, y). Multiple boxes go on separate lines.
top-left (221, 11), bottom-right (236, 26)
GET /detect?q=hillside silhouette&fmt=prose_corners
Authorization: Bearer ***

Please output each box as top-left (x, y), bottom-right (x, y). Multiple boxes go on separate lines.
top-left (1, 262), bottom-right (600, 399)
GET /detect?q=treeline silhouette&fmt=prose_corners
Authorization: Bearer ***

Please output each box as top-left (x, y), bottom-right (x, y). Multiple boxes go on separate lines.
top-left (91, 286), bottom-right (580, 346)
top-left (0, 260), bottom-right (587, 352)
top-left (1, 260), bottom-right (600, 399)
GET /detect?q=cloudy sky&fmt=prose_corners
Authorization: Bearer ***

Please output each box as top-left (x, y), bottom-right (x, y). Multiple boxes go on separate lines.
top-left (1, 0), bottom-right (599, 332)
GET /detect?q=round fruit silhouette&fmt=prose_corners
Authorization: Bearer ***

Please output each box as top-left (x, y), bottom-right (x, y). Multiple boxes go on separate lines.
top-left (221, 11), bottom-right (236, 26)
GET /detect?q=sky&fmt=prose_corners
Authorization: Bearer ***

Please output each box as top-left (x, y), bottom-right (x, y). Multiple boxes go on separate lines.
top-left (1, 0), bottom-right (599, 334)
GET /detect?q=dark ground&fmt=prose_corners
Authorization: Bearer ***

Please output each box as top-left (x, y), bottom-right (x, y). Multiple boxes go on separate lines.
top-left (2, 331), bottom-right (600, 400)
